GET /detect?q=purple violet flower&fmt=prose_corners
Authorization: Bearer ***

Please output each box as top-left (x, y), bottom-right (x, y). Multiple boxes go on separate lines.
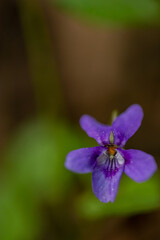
top-left (65, 104), bottom-right (157, 203)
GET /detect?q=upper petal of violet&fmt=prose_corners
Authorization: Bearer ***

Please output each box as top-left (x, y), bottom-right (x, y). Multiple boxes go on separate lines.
top-left (120, 149), bottom-right (157, 182)
top-left (65, 146), bottom-right (105, 174)
top-left (112, 104), bottom-right (143, 147)
top-left (80, 114), bottom-right (111, 146)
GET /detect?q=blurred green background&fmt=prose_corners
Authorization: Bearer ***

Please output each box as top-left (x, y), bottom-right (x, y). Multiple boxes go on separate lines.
top-left (0, 0), bottom-right (160, 239)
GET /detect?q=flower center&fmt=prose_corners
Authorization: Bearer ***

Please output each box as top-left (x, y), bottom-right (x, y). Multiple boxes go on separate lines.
top-left (108, 145), bottom-right (116, 156)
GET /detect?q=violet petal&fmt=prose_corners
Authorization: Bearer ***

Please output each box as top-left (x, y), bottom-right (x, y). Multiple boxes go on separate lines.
top-left (80, 114), bottom-right (111, 146)
top-left (65, 147), bottom-right (105, 173)
top-left (92, 161), bottom-right (124, 203)
top-left (120, 149), bottom-right (157, 182)
top-left (112, 104), bottom-right (143, 147)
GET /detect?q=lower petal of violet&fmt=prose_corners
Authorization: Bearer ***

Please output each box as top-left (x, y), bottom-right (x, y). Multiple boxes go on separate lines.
top-left (120, 149), bottom-right (157, 182)
top-left (65, 146), bottom-right (105, 173)
top-left (92, 156), bottom-right (124, 203)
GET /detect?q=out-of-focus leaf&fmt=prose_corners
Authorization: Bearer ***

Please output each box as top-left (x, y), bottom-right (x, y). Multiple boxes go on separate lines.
top-left (76, 174), bottom-right (160, 219)
top-left (0, 182), bottom-right (41, 240)
top-left (52, 0), bottom-right (160, 24)
top-left (0, 118), bottom-right (92, 240)
top-left (4, 118), bottom-right (90, 203)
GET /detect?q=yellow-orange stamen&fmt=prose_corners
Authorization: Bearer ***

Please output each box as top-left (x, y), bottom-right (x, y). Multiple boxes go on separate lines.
top-left (108, 146), bottom-right (116, 156)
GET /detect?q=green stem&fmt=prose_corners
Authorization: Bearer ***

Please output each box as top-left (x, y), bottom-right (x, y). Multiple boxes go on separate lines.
top-left (17, 0), bottom-right (63, 117)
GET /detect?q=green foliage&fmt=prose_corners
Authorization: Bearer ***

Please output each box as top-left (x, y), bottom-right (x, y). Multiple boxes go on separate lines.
top-left (53, 0), bottom-right (160, 24)
top-left (0, 119), bottom-right (87, 240)
top-left (0, 182), bottom-right (41, 240)
top-left (76, 174), bottom-right (160, 219)
top-left (4, 119), bottom-right (85, 203)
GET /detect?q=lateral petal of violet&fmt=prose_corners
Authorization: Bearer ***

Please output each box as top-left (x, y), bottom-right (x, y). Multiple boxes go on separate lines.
top-left (120, 149), bottom-right (157, 182)
top-left (112, 104), bottom-right (144, 147)
top-left (65, 147), bottom-right (105, 173)
top-left (80, 114), bottom-right (112, 146)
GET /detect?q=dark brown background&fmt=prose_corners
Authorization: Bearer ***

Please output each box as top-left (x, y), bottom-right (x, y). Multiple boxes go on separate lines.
top-left (0, 0), bottom-right (160, 239)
